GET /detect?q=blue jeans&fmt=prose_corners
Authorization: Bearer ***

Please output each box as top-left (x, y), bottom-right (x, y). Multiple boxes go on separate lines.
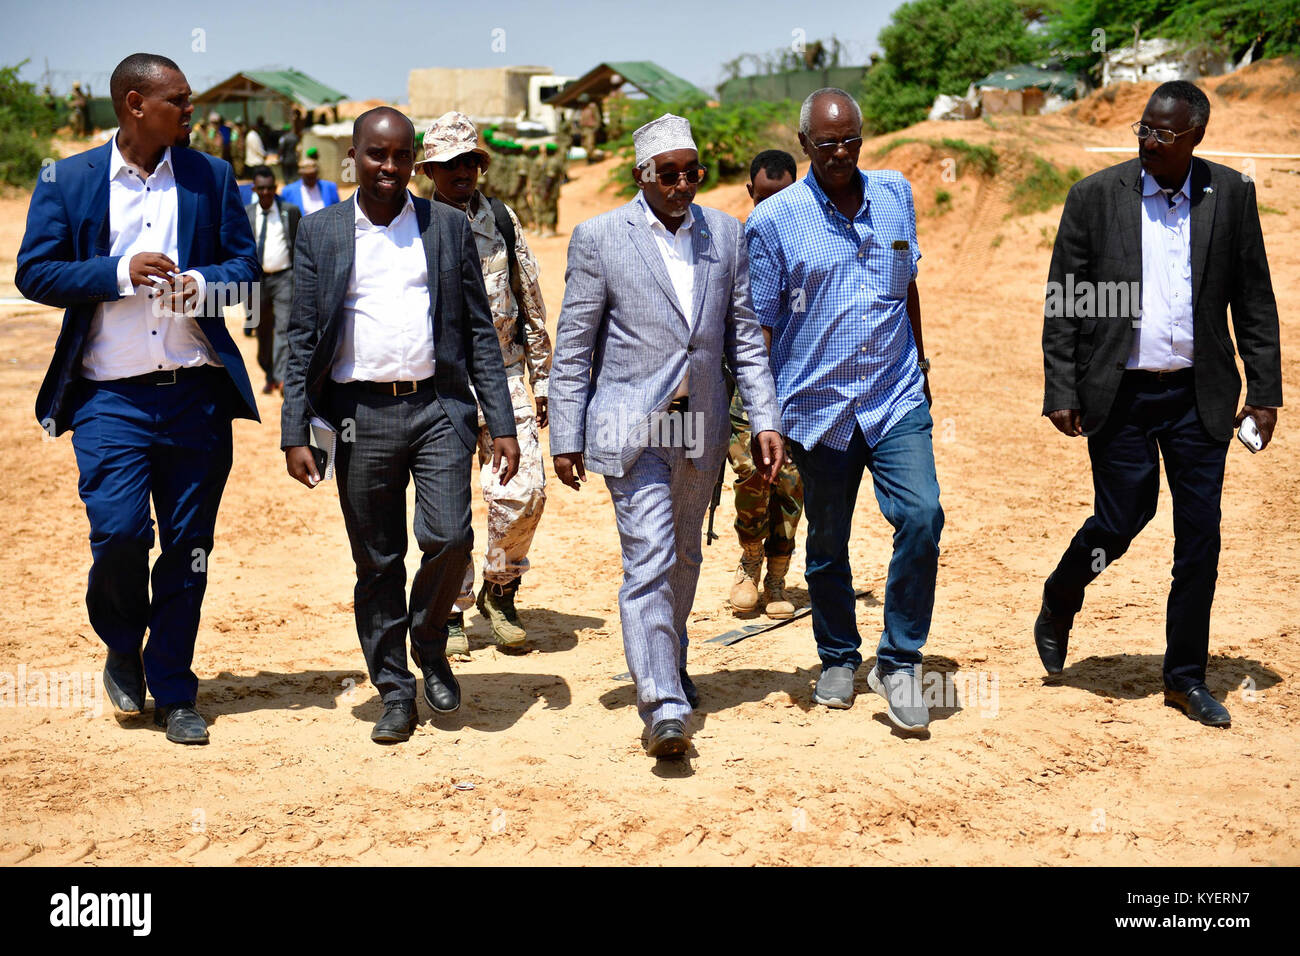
top-left (787, 403), bottom-right (943, 674)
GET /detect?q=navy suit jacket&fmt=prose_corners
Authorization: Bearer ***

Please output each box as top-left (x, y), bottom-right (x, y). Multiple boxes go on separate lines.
top-left (281, 178), bottom-right (340, 214)
top-left (16, 140), bottom-right (261, 435)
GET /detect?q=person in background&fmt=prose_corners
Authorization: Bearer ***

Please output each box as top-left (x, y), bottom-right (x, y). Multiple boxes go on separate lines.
top-left (245, 118), bottom-right (267, 170)
top-left (728, 149), bottom-right (804, 620)
top-left (245, 165), bottom-right (300, 395)
top-left (282, 157), bottom-right (340, 215)
top-left (279, 123), bottom-right (300, 184)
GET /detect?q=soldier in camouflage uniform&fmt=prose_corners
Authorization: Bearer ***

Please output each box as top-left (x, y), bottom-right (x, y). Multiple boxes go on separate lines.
top-left (418, 112), bottom-right (553, 655)
top-left (729, 149), bottom-right (803, 618)
top-left (531, 142), bottom-right (565, 237)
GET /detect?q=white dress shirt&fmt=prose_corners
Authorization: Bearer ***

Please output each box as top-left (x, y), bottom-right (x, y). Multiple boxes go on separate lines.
top-left (298, 181), bottom-right (325, 215)
top-left (635, 190), bottom-right (695, 397)
top-left (245, 128), bottom-right (266, 168)
top-left (253, 201), bottom-right (291, 274)
top-left (1127, 167), bottom-right (1194, 371)
top-left (331, 193), bottom-right (434, 383)
top-left (81, 136), bottom-right (218, 380)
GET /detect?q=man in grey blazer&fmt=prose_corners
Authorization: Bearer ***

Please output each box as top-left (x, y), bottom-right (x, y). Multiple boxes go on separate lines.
top-left (281, 108), bottom-right (519, 743)
top-left (1037, 82), bottom-right (1282, 727)
top-left (550, 115), bottom-right (784, 759)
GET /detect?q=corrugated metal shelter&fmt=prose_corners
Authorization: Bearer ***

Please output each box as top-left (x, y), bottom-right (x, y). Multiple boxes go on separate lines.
top-left (543, 62), bottom-right (708, 108)
top-left (193, 70), bottom-right (348, 128)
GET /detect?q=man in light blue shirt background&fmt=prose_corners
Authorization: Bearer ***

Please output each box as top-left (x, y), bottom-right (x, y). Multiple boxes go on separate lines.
top-left (746, 88), bottom-right (943, 732)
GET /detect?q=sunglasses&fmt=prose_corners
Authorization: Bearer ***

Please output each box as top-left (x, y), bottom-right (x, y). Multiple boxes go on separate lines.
top-left (648, 165), bottom-right (707, 187)
top-left (435, 153), bottom-right (481, 171)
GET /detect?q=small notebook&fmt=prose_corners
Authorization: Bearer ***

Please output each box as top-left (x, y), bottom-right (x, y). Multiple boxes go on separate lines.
top-left (308, 417), bottom-right (337, 481)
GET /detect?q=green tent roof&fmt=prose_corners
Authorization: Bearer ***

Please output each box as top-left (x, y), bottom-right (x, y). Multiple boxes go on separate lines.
top-left (604, 62), bottom-right (707, 103)
top-left (975, 64), bottom-right (1079, 99)
top-left (195, 70), bottom-right (347, 109)
top-left (544, 61), bottom-right (708, 108)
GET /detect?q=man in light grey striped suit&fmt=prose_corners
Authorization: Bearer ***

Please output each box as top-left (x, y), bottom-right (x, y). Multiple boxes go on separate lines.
top-left (550, 115), bottom-right (784, 759)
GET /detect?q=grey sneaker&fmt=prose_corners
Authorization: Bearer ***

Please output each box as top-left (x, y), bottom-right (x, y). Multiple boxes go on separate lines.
top-left (867, 665), bottom-right (930, 731)
top-left (813, 665), bottom-right (856, 709)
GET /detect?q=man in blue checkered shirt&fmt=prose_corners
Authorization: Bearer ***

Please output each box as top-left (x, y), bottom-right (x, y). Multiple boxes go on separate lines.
top-left (746, 88), bottom-right (944, 732)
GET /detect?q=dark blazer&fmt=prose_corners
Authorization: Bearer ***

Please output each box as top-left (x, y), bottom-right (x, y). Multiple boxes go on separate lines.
top-left (17, 140), bottom-right (261, 435)
top-left (280, 194), bottom-right (515, 451)
top-left (245, 196), bottom-right (301, 268)
top-left (1043, 157), bottom-right (1282, 440)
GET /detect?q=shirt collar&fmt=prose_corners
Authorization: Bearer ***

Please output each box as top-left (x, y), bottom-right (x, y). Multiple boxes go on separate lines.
top-left (1141, 165), bottom-right (1193, 204)
top-left (805, 167), bottom-right (869, 221)
top-left (635, 190), bottom-right (694, 235)
top-left (354, 190), bottom-right (415, 230)
top-left (109, 135), bottom-right (173, 183)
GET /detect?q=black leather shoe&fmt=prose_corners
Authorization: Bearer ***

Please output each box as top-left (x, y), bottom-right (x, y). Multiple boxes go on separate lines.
top-left (1164, 685), bottom-right (1231, 727)
top-left (371, 699), bottom-right (418, 743)
top-left (1033, 590), bottom-right (1072, 675)
top-left (416, 652), bottom-right (461, 714)
top-left (647, 718), bottom-right (689, 759)
top-left (153, 703), bottom-right (209, 744)
top-left (103, 649), bottom-right (145, 715)
top-left (680, 669), bottom-right (699, 709)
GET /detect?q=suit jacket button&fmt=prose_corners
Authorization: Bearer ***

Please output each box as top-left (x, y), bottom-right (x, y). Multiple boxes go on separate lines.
top-left (687, 346), bottom-right (695, 353)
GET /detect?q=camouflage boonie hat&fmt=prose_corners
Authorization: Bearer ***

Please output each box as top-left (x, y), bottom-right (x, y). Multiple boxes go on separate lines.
top-left (418, 111), bottom-right (492, 170)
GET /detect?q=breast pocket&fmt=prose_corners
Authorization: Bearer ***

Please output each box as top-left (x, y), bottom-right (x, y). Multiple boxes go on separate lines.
top-left (886, 245), bottom-right (913, 298)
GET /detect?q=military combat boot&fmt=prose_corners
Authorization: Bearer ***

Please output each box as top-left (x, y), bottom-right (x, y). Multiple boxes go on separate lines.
top-left (762, 554), bottom-right (796, 619)
top-left (729, 540), bottom-right (764, 613)
top-left (477, 580), bottom-right (527, 647)
top-left (445, 612), bottom-right (469, 658)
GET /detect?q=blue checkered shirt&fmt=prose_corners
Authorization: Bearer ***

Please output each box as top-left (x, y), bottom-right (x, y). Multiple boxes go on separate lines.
top-left (745, 168), bottom-right (925, 450)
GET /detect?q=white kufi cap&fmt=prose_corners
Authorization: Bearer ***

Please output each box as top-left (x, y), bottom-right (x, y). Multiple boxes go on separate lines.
top-left (633, 113), bottom-right (697, 168)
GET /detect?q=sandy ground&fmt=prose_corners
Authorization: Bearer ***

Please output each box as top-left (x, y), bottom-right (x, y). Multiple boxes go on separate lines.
top-left (1, 62), bottom-right (1297, 866)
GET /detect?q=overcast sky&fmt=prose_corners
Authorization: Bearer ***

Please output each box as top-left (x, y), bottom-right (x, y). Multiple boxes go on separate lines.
top-left (2, 0), bottom-right (906, 101)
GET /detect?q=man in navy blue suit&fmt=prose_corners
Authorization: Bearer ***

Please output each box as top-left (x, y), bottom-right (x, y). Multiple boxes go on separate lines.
top-left (16, 52), bottom-right (260, 744)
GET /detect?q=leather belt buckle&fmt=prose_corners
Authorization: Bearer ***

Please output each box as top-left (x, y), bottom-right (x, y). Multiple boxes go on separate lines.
top-left (667, 396), bottom-right (689, 413)
top-left (156, 369), bottom-right (178, 385)
top-left (393, 380), bottom-right (418, 397)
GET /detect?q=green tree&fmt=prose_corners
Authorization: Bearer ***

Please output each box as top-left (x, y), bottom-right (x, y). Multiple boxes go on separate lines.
top-left (605, 97), bottom-right (795, 195)
top-left (861, 0), bottom-right (1042, 133)
top-left (1046, 0), bottom-right (1300, 69)
top-left (0, 61), bottom-right (59, 188)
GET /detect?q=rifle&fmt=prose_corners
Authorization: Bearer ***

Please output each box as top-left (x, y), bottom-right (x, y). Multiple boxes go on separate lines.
top-left (706, 365), bottom-right (738, 546)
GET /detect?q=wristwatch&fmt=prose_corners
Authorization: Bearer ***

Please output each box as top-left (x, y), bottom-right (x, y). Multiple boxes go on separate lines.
top-left (918, 358), bottom-right (931, 373)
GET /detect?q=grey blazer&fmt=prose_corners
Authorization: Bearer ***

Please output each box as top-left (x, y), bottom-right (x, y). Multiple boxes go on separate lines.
top-left (280, 194), bottom-right (515, 451)
top-left (1043, 157), bottom-right (1282, 439)
top-left (550, 198), bottom-right (780, 477)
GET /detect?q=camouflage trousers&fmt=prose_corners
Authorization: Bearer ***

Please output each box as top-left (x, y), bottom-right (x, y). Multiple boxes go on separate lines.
top-left (532, 189), bottom-right (558, 228)
top-left (728, 391), bottom-right (804, 556)
top-left (454, 373), bottom-right (547, 609)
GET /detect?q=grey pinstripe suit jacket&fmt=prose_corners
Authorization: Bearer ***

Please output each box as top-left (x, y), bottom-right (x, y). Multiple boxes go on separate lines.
top-left (550, 199), bottom-right (780, 477)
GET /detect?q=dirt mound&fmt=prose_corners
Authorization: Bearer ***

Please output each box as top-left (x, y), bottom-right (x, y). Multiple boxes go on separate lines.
top-left (1066, 82), bottom-right (1161, 129)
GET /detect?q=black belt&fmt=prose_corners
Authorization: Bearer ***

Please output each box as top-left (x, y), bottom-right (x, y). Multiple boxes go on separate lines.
top-left (1125, 368), bottom-right (1193, 386)
top-left (111, 366), bottom-right (210, 386)
top-left (346, 377), bottom-right (434, 397)
top-left (667, 396), bottom-right (690, 413)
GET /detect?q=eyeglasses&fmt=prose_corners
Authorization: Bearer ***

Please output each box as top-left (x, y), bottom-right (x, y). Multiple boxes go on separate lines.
top-left (1130, 122), bottom-right (1199, 145)
top-left (810, 136), bottom-right (863, 155)
top-left (651, 165), bottom-right (707, 187)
